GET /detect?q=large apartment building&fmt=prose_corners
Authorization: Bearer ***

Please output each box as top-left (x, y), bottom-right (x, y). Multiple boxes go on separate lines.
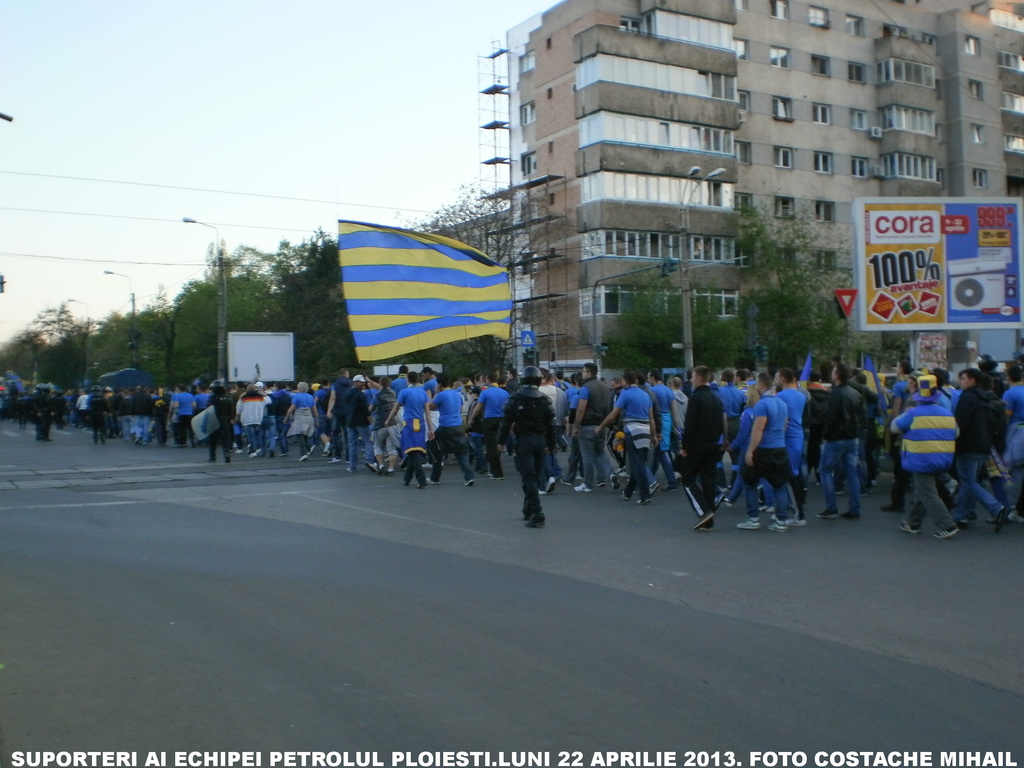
top-left (483, 0), bottom-right (1024, 369)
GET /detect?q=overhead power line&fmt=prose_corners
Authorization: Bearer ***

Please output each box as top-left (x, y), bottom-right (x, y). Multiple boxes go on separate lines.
top-left (0, 170), bottom-right (435, 215)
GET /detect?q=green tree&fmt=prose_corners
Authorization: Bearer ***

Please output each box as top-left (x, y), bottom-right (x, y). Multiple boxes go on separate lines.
top-left (737, 206), bottom-right (848, 369)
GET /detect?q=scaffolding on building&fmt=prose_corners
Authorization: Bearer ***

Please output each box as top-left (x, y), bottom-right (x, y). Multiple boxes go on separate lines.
top-left (478, 45), bottom-right (511, 196)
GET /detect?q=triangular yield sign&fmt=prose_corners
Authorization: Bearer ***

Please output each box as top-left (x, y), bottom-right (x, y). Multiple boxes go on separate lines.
top-left (835, 288), bottom-right (858, 319)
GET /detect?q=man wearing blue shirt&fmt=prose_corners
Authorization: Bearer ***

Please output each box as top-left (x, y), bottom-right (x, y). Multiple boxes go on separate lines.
top-left (738, 371), bottom-right (792, 531)
top-left (775, 368), bottom-right (808, 525)
top-left (648, 370), bottom-right (679, 492)
top-left (427, 374), bottom-right (475, 486)
top-left (469, 374), bottom-right (510, 479)
top-left (597, 370), bottom-right (658, 505)
top-left (386, 371), bottom-right (432, 488)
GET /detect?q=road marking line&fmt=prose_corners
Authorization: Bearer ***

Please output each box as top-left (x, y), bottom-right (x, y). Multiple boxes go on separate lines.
top-left (3, 500), bottom-right (146, 510)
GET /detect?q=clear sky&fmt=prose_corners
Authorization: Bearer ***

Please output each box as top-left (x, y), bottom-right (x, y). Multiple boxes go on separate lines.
top-left (0, 0), bottom-right (552, 344)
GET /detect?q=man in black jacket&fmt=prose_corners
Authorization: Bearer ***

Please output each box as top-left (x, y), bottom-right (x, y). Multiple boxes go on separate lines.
top-left (818, 364), bottom-right (864, 520)
top-left (498, 366), bottom-right (556, 528)
top-left (953, 368), bottom-right (1011, 528)
top-left (680, 366), bottom-right (724, 530)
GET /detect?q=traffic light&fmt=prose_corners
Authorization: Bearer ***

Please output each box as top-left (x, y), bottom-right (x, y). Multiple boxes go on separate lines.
top-left (659, 257), bottom-right (680, 277)
top-left (0, 273), bottom-right (6, 293)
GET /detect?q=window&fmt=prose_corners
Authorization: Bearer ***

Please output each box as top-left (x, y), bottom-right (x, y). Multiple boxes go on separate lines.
top-left (812, 103), bottom-right (831, 124)
top-left (882, 152), bottom-right (937, 181)
top-left (695, 290), bottom-right (740, 317)
top-left (852, 156), bottom-right (869, 177)
top-left (520, 102), bottom-right (536, 125)
top-left (737, 90), bottom-right (750, 110)
top-left (999, 51), bottom-right (1024, 71)
top-left (972, 169), bottom-right (988, 188)
top-left (1007, 135), bottom-right (1024, 154)
top-left (845, 15), bottom-right (864, 36)
top-left (811, 55), bottom-right (830, 76)
top-left (877, 58), bottom-right (935, 88)
top-left (815, 250), bottom-right (837, 270)
top-left (774, 196), bottom-right (795, 218)
top-left (580, 172), bottom-right (734, 208)
top-left (736, 141), bottom-right (751, 163)
top-left (850, 109), bottom-right (867, 130)
top-left (774, 146), bottom-right (793, 168)
top-left (735, 39), bottom-right (748, 60)
top-left (880, 105), bottom-right (935, 135)
top-left (735, 192), bottom-right (753, 210)
top-left (814, 151), bottom-right (833, 174)
top-left (770, 0), bottom-right (789, 20)
top-left (969, 80), bottom-right (984, 99)
top-left (643, 11), bottom-right (735, 51)
top-left (848, 62), bottom-right (867, 83)
top-left (971, 124), bottom-right (985, 143)
top-left (736, 0), bottom-right (749, 9)
top-left (809, 6), bottom-right (829, 27)
top-left (519, 51), bottom-right (536, 73)
top-left (583, 230), bottom-right (681, 261)
top-left (521, 152), bottom-right (537, 176)
top-left (965, 35), bottom-right (980, 55)
top-left (620, 16), bottom-right (641, 33)
top-left (772, 96), bottom-right (793, 120)
top-left (815, 200), bottom-right (835, 222)
top-left (1003, 91), bottom-right (1024, 112)
top-left (689, 236), bottom-right (737, 263)
top-left (770, 46), bottom-right (790, 68)
top-left (576, 55), bottom-right (736, 102)
top-left (579, 112), bottom-right (734, 155)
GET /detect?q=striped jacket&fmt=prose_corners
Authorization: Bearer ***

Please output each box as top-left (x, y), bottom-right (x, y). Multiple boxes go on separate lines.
top-left (892, 402), bottom-right (958, 474)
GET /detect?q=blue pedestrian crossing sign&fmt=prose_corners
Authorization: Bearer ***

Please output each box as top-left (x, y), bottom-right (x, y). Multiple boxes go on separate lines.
top-left (521, 330), bottom-right (536, 348)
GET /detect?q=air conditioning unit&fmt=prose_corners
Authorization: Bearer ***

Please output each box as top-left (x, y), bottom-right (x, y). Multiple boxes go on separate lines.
top-left (871, 165), bottom-right (887, 178)
top-left (869, 126), bottom-right (884, 139)
top-left (737, 110), bottom-right (747, 124)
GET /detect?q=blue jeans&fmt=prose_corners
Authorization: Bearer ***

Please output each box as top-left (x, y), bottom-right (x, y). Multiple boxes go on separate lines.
top-left (347, 424), bottom-right (372, 469)
top-left (276, 418), bottom-right (290, 454)
top-left (820, 438), bottom-right (861, 514)
top-left (954, 452), bottom-right (1002, 521)
top-left (244, 423), bottom-right (264, 455)
top-left (623, 429), bottom-right (655, 502)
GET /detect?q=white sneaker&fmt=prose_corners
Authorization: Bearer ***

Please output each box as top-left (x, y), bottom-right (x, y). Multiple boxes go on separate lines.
top-left (1009, 511), bottom-right (1024, 524)
top-left (737, 518), bottom-right (761, 530)
top-left (574, 483), bottom-right (593, 493)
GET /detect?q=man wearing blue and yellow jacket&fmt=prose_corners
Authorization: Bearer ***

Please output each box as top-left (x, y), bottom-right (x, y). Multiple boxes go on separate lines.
top-left (890, 375), bottom-right (960, 539)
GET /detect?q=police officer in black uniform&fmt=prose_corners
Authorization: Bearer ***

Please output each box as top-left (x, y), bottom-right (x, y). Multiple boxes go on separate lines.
top-left (208, 380), bottom-right (235, 463)
top-left (497, 366), bottom-right (557, 528)
top-left (88, 385), bottom-right (109, 444)
top-left (33, 385), bottom-right (54, 441)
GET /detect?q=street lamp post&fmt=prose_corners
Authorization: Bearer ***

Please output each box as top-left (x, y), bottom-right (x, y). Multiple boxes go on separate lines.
top-left (679, 167), bottom-right (726, 372)
top-left (102, 270), bottom-right (139, 368)
top-left (67, 299), bottom-right (91, 385)
top-left (183, 218), bottom-right (227, 381)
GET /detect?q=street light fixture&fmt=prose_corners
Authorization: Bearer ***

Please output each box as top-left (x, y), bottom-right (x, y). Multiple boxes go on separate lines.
top-left (102, 270), bottom-right (139, 368)
top-left (680, 167), bottom-right (727, 371)
top-left (183, 217), bottom-right (227, 381)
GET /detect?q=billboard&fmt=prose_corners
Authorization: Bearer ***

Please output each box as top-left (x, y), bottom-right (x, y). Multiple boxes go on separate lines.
top-left (852, 197), bottom-right (1022, 331)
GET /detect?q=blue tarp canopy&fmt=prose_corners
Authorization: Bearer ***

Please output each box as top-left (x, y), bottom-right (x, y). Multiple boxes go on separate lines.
top-left (97, 368), bottom-right (154, 389)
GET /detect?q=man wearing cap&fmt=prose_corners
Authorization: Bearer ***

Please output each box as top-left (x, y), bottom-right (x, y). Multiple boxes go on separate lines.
top-left (891, 375), bottom-right (960, 539)
top-left (343, 375), bottom-right (374, 472)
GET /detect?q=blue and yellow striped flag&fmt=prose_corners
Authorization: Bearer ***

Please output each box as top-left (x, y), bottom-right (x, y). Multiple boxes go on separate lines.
top-left (339, 220), bottom-right (512, 362)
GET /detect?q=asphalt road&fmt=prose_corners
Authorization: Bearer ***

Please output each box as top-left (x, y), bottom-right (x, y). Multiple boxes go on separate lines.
top-left (1, 424), bottom-right (1022, 756)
